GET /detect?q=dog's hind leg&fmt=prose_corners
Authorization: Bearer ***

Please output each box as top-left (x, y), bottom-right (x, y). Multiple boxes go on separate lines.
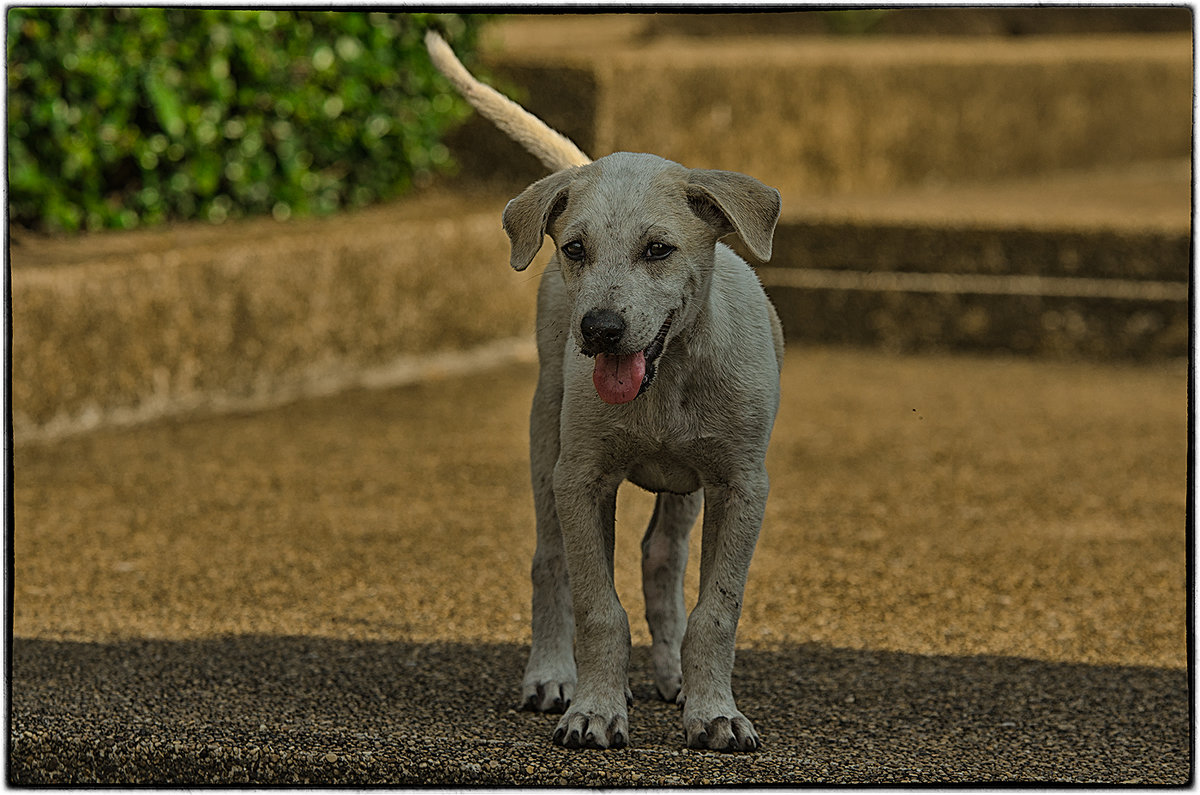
top-left (641, 490), bottom-right (702, 703)
top-left (521, 270), bottom-right (577, 713)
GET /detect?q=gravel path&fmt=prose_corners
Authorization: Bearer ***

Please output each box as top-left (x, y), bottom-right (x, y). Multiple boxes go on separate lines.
top-left (11, 347), bottom-right (1189, 784)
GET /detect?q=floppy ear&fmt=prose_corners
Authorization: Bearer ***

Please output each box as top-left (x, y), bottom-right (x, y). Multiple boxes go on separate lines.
top-left (502, 169), bottom-right (575, 271)
top-left (685, 169), bottom-right (782, 262)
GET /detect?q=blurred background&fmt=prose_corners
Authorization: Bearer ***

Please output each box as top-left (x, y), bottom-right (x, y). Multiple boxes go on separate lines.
top-left (8, 9), bottom-right (490, 231)
top-left (8, 8), bottom-right (1192, 437)
top-left (10, 12), bottom-right (1191, 783)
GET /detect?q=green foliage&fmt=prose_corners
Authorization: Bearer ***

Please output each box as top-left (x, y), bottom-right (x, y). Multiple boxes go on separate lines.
top-left (7, 9), bottom-right (490, 232)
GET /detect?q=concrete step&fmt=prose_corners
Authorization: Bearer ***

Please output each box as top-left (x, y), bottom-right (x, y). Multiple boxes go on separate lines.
top-left (752, 160), bottom-right (1191, 358)
top-left (9, 191), bottom-right (538, 443)
top-left (448, 19), bottom-right (1192, 197)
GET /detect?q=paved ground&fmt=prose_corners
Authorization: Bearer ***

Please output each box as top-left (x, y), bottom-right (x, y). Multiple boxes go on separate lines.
top-left (10, 346), bottom-right (1190, 784)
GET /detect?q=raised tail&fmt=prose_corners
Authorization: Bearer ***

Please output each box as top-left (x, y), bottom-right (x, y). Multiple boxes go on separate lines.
top-left (424, 30), bottom-right (592, 172)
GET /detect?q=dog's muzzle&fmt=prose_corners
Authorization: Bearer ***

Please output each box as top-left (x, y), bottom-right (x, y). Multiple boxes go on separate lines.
top-left (587, 313), bottom-right (673, 405)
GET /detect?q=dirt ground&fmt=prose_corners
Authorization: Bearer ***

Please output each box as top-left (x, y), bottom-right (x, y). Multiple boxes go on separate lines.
top-left (10, 346), bottom-right (1189, 784)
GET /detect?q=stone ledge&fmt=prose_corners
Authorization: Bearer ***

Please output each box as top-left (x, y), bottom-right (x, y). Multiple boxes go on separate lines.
top-left (13, 161), bottom-right (1190, 443)
top-left (769, 285), bottom-right (1188, 360)
top-left (11, 194), bottom-right (536, 442)
top-left (448, 30), bottom-right (1192, 195)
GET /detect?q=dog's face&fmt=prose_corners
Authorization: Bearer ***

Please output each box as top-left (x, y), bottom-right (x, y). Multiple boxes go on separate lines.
top-left (504, 152), bottom-right (780, 404)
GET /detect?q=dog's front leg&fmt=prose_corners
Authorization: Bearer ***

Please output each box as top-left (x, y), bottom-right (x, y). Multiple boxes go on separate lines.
top-left (679, 470), bottom-right (768, 752)
top-left (550, 459), bottom-right (632, 749)
top-left (521, 369), bottom-right (576, 713)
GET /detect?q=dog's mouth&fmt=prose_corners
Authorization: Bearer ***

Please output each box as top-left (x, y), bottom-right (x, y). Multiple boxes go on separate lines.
top-left (591, 313), bottom-right (673, 405)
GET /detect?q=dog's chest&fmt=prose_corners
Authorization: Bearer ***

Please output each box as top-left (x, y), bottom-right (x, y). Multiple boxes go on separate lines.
top-left (620, 418), bottom-right (720, 494)
top-left (614, 386), bottom-right (722, 495)
top-left (626, 454), bottom-right (703, 496)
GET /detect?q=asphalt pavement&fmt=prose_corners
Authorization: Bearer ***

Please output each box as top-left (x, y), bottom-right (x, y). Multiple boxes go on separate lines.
top-left (10, 346), bottom-right (1190, 784)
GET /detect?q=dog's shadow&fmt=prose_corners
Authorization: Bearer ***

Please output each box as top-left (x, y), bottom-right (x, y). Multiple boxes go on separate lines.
top-left (11, 636), bottom-right (1188, 785)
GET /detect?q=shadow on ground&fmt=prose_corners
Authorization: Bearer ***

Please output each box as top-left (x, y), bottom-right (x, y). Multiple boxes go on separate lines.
top-left (11, 635), bottom-right (1188, 785)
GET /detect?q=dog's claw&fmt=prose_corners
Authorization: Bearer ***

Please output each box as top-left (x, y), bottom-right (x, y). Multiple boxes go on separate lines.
top-left (554, 706), bottom-right (630, 750)
top-left (683, 711), bottom-right (761, 752)
top-left (521, 680), bottom-right (572, 713)
top-left (734, 720), bottom-right (760, 751)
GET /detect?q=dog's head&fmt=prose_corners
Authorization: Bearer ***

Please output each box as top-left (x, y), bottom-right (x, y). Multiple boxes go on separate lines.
top-left (503, 152), bottom-right (780, 405)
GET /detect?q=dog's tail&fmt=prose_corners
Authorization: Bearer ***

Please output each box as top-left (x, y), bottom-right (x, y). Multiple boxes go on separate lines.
top-left (424, 30), bottom-right (592, 172)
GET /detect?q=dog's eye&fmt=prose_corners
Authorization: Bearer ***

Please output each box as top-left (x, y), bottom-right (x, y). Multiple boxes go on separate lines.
top-left (644, 242), bottom-right (675, 261)
top-left (562, 241), bottom-right (586, 261)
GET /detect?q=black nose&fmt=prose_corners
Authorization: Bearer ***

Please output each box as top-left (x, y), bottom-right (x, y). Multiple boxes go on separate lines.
top-left (580, 310), bottom-right (626, 354)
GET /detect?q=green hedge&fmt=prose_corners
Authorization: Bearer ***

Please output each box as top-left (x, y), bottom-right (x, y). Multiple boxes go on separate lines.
top-left (7, 9), bottom-right (490, 232)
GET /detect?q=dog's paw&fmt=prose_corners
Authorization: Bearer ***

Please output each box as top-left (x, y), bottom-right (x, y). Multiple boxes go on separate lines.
top-left (651, 645), bottom-right (683, 703)
top-left (552, 701), bottom-right (630, 750)
top-left (682, 708), bottom-right (760, 752)
top-left (520, 677), bottom-right (575, 713)
top-left (655, 669), bottom-right (683, 703)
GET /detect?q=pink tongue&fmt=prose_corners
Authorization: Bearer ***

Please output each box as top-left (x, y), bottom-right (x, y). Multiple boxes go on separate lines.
top-left (593, 351), bottom-right (646, 404)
